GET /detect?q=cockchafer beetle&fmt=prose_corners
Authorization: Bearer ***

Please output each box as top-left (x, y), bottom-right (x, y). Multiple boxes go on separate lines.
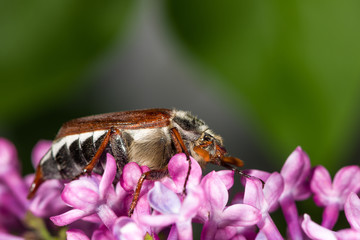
top-left (28, 108), bottom-right (252, 216)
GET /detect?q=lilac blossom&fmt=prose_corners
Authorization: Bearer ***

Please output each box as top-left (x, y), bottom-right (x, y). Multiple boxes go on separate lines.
top-left (245, 147), bottom-right (311, 239)
top-left (2, 136), bottom-right (360, 240)
top-left (117, 162), bottom-right (153, 216)
top-left (0, 138), bottom-right (32, 237)
top-left (66, 229), bottom-right (91, 240)
top-left (159, 152), bottom-right (261, 239)
top-left (51, 153), bottom-right (155, 239)
top-left (112, 217), bottom-right (145, 240)
top-left (310, 165), bottom-right (360, 229)
top-left (302, 192), bottom-right (360, 240)
top-left (50, 153), bottom-right (118, 229)
top-left (199, 171), bottom-right (261, 240)
top-left (278, 146), bottom-right (311, 240)
top-left (244, 172), bottom-right (284, 240)
top-left (161, 153), bottom-right (203, 193)
top-left (0, 138), bottom-right (28, 215)
top-left (0, 137), bottom-right (69, 239)
top-left (140, 181), bottom-right (203, 240)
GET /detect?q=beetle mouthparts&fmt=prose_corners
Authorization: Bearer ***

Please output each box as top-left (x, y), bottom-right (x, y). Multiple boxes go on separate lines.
top-left (221, 156), bottom-right (244, 168)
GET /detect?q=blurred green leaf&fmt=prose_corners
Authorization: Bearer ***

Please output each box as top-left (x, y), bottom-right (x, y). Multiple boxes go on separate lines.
top-left (165, 0), bottom-right (360, 170)
top-left (0, 0), bottom-right (134, 123)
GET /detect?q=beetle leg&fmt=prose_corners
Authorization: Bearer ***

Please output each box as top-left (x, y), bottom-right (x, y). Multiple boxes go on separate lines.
top-left (27, 165), bottom-right (45, 199)
top-left (128, 168), bottom-right (168, 217)
top-left (82, 127), bottom-right (121, 175)
top-left (170, 127), bottom-right (191, 195)
top-left (170, 127), bottom-right (190, 158)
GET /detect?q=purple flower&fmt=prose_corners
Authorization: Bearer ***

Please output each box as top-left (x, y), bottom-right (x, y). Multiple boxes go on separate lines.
top-left (244, 172), bottom-right (284, 240)
top-left (92, 225), bottom-right (117, 240)
top-left (50, 153), bottom-right (118, 229)
top-left (0, 232), bottom-right (24, 240)
top-left (117, 162), bottom-right (153, 216)
top-left (161, 153), bottom-right (203, 193)
top-left (278, 146), bottom-right (311, 240)
top-left (0, 138), bottom-right (29, 216)
top-left (302, 192), bottom-right (360, 240)
top-left (310, 165), bottom-right (360, 229)
top-left (67, 229), bottom-right (90, 240)
top-left (140, 181), bottom-right (203, 240)
top-left (199, 171), bottom-right (261, 240)
top-left (112, 217), bottom-right (145, 240)
top-left (3, 136), bottom-right (360, 240)
top-left (31, 140), bottom-right (52, 168)
top-left (345, 192), bottom-right (360, 232)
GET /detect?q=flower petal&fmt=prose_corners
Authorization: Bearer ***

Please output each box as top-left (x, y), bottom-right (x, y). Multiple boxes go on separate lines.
top-left (148, 182), bottom-right (181, 214)
top-left (301, 214), bottom-right (337, 240)
top-left (201, 171), bottom-right (228, 213)
top-left (335, 229), bottom-right (360, 240)
top-left (280, 146), bottom-right (311, 198)
top-left (113, 217), bottom-right (144, 240)
top-left (99, 154), bottom-right (117, 199)
top-left (0, 138), bottom-right (19, 175)
top-left (97, 204), bottom-right (117, 230)
top-left (92, 225), bottom-right (116, 240)
top-left (29, 179), bottom-right (68, 217)
top-left (201, 218), bottom-right (218, 240)
top-left (180, 187), bottom-right (204, 219)
top-left (66, 229), bottom-right (90, 240)
top-left (140, 214), bottom-right (178, 227)
top-left (120, 162), bottom-right (143, 192)
top-left (168, 225), bottom-right (178, 240)
top-left (214, 227), bottom-right (237, 240)
top-left (176, 219), bottom-right (193, 240)
top-left (0, 232), bottom-right (24, 240)
top-left (245, 169), bottom-right (271, 183)
top-left (31, 140), bottom-right (52, 168)
top-left (333, 166), bottom-right (360, 201)
top-left (218, 204), bottom-right (261, 228)
top-left (0, 184), bottom-right (26, 218)
top-left (244, 178), bottom-right (266, 211)
top-left (310, 166), bottom-right (333, 206)
top-left (168, 153), bottom-right (202, 192)
top-left (61, 177), bottom-right (99, 210)
top-left (263, 172), bottom-right (283, 211)
top-left (344, 192), bottom-right (360, 231)
top-left (50, 209), bottom-right (89, 226)
top-left (216, 170), bottom-right (234, 190)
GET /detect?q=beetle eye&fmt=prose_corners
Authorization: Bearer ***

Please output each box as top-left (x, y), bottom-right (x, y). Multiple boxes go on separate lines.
top-left (203, 134), bottom-right (212, 142)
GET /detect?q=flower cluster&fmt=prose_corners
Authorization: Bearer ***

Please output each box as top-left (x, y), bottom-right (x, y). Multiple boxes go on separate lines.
top-left (0, 137), bottom-right (360, 240)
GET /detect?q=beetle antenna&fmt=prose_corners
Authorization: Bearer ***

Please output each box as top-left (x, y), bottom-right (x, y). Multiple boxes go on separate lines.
top-left (221, 162), bottom-right (265, 188)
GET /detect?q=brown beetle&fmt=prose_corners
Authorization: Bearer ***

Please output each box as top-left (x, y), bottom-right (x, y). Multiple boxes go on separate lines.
top-left (28, 108), bottom-right (247, 216)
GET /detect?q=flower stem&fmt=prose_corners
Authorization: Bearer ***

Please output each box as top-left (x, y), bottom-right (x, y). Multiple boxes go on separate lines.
top-left (258, 213), bottom-right (283, 240)
top-left (280, 195), bottom-right (302, 240)
top-left (321, 204), bottom-right (339, 229)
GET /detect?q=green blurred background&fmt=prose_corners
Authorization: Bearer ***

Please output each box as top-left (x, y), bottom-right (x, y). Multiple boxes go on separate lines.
top-left (1, 0), bottom-right (360, 177)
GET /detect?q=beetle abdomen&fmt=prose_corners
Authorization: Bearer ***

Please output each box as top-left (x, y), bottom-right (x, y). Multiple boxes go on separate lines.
top-left (40, 130), bottom-right (115, 180)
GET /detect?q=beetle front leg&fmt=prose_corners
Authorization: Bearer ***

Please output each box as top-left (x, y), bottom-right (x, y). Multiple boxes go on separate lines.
top-left (170, 127), bottom-right (191, 195)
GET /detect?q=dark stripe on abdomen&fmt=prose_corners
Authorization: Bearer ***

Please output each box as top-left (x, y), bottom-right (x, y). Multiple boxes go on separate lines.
top-left (79, 132), bottom-right (95, 164)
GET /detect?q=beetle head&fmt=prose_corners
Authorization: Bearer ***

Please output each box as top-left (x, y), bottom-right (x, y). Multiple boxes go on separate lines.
top-left (172, 110), bottom-right (243, 168)
top-left (192, 130), bottom-right (244, 168)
